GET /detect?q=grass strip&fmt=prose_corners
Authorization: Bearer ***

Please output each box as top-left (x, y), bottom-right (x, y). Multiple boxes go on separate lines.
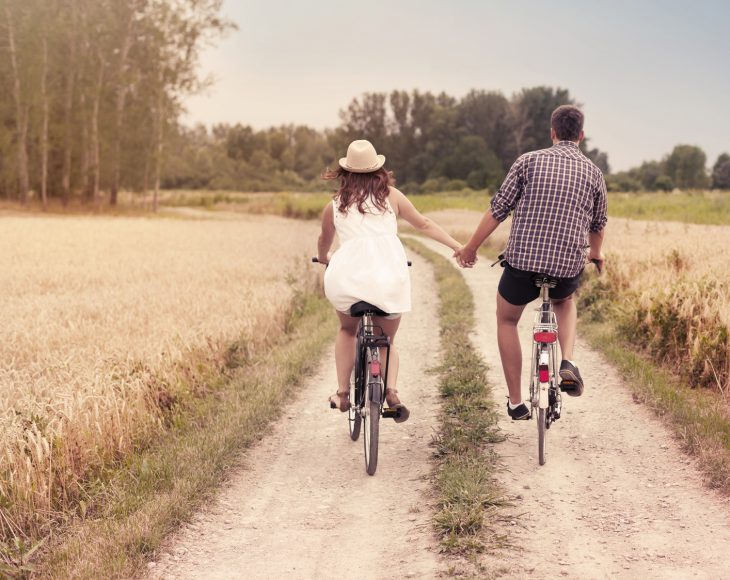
top-left (580, 319), bottom-right (730, 493)
top-left (403, 238), bottom-right (506, 559)
top-left (29, 292), bottom-right (336, 579)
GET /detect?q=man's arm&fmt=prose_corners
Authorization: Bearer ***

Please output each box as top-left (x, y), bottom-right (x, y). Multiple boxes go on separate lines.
top-left (588, 173), bottom-right (608, 270)
top-left (457, 209), bottom-right (501, 266)
top-left (456, 155), bottom-right (525, 267)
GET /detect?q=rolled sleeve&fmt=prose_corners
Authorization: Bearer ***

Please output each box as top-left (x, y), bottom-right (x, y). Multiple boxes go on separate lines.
top-left (490, 154), bottom-right (525, 222)
top-left (590, 172), bottom-right (608, 232)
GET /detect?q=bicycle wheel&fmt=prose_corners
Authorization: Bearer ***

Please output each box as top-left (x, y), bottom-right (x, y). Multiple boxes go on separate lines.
top-left (537, 407), bottom-right (546, 465)
top-left (363, 351), bottom-right (381, 476)
top-left (349, 340), bottom-right (363, 441)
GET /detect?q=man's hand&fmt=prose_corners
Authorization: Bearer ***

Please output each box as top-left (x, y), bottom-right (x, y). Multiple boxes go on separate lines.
top-left (587, 250), bottom-right (604, 274)
top-left (454, 246), bottom-right (478, 268)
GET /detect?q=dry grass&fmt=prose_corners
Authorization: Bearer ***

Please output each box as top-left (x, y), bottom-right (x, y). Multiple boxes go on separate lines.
top-left (0, 213), bottom-right (318, 548)
top-left (584, 217), bottom-right (730, 395)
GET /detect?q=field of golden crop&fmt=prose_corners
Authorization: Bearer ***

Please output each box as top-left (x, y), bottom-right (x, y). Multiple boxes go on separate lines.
top-left (590, 217), bottom-right (730, 395)
top-left (0, 213), bottom-right (319, 540)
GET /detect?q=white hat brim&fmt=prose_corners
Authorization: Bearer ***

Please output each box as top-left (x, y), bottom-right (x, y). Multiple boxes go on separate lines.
top-left (338, 154), bottom-right (386, 173)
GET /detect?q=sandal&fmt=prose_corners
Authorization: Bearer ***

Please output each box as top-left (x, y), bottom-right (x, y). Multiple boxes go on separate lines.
top-left (328, 390), bottom-right (350, 412)
top-left (385, 388), bottom-right (410, 424)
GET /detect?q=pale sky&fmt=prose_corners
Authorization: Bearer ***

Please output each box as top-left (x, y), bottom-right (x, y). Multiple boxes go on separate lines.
top-left (183, 0), bottom-right (730, 172)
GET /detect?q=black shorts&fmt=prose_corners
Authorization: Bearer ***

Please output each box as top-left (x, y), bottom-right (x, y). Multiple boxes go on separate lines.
top-left (498, 262), bottom-right (583, 306)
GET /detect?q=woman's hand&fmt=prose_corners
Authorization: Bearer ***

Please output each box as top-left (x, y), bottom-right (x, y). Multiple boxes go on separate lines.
top-left (454, 245), bottom-right (478, 268)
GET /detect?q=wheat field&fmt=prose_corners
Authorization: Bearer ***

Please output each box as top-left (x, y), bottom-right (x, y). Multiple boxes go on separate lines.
top-left (0, 213), bottom-right (319, 538)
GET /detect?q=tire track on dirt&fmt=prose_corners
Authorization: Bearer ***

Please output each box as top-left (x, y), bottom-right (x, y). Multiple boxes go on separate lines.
top-left (146, 249), bottom-right (442, 580)
top-left (418, 237), bottom-right (730, 580)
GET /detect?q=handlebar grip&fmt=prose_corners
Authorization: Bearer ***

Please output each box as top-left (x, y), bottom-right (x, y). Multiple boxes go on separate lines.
top-left (590, 258), bottom-right (603, 274)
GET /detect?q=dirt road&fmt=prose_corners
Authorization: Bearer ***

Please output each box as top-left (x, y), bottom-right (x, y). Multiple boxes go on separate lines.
top-left (418, 236), bottom-right (730, 579)
top-left (147, 251), bottom-right (443, 580)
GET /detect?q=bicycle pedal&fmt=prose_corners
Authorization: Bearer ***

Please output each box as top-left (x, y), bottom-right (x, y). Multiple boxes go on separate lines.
top-left (559, 380), bottom-right (576, 392)
top-left (382, 408), bottom-right (399, 419)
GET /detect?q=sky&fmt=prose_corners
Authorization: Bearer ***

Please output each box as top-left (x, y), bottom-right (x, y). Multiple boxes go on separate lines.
top-left (183, 0), bottom-right (730, 172)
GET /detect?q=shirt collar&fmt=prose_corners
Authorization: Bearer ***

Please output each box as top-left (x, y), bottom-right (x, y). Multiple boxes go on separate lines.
top-left (554, 140), bottom-right (579, 148)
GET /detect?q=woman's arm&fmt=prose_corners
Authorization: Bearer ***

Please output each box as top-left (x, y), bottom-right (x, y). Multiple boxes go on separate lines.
top-left (390, 188), bottom-right (461, 251)
top-left (317, 202), bottom-right (335, 264)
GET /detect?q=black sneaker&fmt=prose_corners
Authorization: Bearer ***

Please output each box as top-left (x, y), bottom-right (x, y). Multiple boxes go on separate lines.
top-left (507, 401), bottom-right (531, 420)
top-left (559, 360), bottom-right (584, 397)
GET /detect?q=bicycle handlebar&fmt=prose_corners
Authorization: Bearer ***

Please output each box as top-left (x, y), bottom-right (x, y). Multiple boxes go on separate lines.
top-left (491, 253), bottom-right (603, 274)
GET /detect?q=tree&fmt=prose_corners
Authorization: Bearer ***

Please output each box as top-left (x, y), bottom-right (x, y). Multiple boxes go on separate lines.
top-left (711, 153), bottom-right (730, 189)
top-left (665, 144), bottom-right (710, 189)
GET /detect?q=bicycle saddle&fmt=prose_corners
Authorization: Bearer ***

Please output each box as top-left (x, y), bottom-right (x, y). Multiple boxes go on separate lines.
top-left (350, 301), bottom-right (389, 318)
top-left (532, 275), bottom-right (558, 288)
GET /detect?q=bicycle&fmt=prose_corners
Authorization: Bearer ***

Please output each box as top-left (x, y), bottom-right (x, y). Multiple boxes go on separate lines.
top-left (312, 257), bottom-right (409, 476)
top-left (493, 255), bottom-right (601, 465)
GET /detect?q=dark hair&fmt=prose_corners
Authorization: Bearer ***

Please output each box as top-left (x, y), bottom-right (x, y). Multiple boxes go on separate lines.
top-left (321, 166), bottom-right (395, 214)
top-left (551, 105), bottom-right (584, 141)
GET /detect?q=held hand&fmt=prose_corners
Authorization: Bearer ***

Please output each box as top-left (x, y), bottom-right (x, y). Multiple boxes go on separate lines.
top-left (454, 246), bottom-right (478, 268)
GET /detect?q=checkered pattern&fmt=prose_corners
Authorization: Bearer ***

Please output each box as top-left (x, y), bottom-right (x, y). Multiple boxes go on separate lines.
top-left (490, 141), bottom-right (608, 278)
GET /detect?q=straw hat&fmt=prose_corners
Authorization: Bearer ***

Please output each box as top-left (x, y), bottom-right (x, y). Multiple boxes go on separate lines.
top-left (339, 140), bottom-right (386, 173)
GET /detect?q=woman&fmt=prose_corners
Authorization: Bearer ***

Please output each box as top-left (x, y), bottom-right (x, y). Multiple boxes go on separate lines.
top-left (317, 140), bottom-right (462, 422)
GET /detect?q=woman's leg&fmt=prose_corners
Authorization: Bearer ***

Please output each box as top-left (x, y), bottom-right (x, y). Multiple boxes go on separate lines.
top-left (373, 315), bottom-right (402, 404)
top-left (335, 310), bottom-right (360, 394)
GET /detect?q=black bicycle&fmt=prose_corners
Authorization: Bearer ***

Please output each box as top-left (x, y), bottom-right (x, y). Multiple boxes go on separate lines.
top-left (313, 257), bottom-right (409, 475)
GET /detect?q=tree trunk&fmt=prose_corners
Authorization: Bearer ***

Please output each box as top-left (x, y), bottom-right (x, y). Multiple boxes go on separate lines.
top-left (153, 69), bottom-right (164, 213)
top-left (90, 50), bottom-right (105, 210)
top-left (61, 0), bottom-right (77, 206)
top-left (80, 90), bottom-right (90, 201)
top-left (5, 5), bottom-right (30, 205)
top-left (41, 32), bottom-right (50, 210)
top-left (110, 4), bottom-right (135, 206)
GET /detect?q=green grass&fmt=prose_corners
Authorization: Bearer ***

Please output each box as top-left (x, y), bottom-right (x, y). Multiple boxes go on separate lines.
top-left (607, 190), bottom-right (730, 225)
top-left (403, 238), bottom-right (507, 563)
top-left (21, 291), bottom-right (336, 579)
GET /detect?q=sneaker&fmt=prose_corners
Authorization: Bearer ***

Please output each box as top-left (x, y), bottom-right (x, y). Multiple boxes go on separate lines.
top-left (559, 360), bottom-right (584, 397)
top-left (507, 401), bottom-right (531, 420)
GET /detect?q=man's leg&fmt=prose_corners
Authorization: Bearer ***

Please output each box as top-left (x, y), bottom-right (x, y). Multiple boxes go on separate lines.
top-left (552, 293), bottom-right (577, 360)
top-left (496, 293), bottom-right (528, 405)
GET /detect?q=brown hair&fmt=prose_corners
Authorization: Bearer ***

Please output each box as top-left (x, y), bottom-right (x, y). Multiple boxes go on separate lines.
top-left (551, 105), bottom-right (584, 141)
top-left (322, 166), bottom-right (395, 214)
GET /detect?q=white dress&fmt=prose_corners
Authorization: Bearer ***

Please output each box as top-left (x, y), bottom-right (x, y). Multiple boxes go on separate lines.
top-left (324, 196), bottom-right (411, 315)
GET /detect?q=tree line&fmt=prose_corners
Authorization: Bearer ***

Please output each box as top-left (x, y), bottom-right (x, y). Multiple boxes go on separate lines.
top-left (0, 0), bottom-right (232, 209)
top-left (607, 145), bottom-right (730, 192)
top-left (162, 86), bottom-right (610, 194)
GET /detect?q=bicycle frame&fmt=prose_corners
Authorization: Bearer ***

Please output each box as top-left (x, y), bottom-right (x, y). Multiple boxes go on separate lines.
top-left (353, 312), bottom-right (391, 410)
top-left (530, 282), bottom-right (561, 465)
top-left (530, 286), bottom-right (559, 411)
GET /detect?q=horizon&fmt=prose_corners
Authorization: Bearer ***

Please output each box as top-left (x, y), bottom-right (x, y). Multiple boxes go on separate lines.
top-left (182, 0), bottom-right (730, 173)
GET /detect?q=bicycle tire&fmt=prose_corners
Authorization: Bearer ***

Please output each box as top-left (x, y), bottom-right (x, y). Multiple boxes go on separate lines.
top-left (363, 351), bottom-right (381, 476)
top-left (348, 368), bottom-right (362, 441)
top-left (349, 338), bottom-right (364, 441)
top-left (538, 407), bottom-right (546, 465)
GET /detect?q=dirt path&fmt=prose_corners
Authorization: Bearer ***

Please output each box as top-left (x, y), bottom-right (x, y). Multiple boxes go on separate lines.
top-left (417, 236), bottom-right (730, 579)
top-left (147, 250), bottom-right (443, 580)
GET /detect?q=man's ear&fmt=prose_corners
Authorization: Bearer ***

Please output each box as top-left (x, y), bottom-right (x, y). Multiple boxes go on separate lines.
top-left (550, 127), bottom-right (557, 141)
top-left (578, 130), bottom-right (585, 143)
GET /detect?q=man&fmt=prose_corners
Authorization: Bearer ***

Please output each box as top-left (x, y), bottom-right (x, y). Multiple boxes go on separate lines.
top-left (456, 105), bottom-right (607, 420)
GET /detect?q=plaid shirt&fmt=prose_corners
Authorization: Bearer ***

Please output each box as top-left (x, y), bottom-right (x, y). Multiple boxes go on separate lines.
top-left (490, 141), bottom-right (608, 278)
